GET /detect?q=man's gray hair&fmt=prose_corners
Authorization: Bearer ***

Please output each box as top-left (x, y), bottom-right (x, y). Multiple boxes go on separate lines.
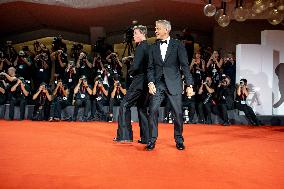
top-left (133, 25), bottom-right (147, 36)
top-left (156, 20), bottom-right (171, 32)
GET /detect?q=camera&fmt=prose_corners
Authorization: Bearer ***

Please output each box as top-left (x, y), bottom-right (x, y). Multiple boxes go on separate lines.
top-left (18, 50), bottom-right (25, 57)
top-left (96, 75), bottom-right (103, 84)
top-left (125, 26), bottom-right (134, 43)
top-left (71, 43), bottom-right (83, 59)
top-left (240, 81), bottom-right (244, 85)
top-left (116, 81), bottom-right (121, 87)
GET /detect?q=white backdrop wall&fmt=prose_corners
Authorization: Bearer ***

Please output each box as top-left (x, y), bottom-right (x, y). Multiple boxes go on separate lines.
top-left (261, 30), bottom-right (284, 115)
top-left (236, 30), bottom-right (284, 116)
top-left (236, 44), bottom-right (273, 115)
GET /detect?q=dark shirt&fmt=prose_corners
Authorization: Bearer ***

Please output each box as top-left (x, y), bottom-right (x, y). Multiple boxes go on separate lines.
top-left (76, 85), bottom-right (91, 100)
top-left (11, 81), bottom-right (30, 99)
top-left (222, 61), bottom-right (236, 84)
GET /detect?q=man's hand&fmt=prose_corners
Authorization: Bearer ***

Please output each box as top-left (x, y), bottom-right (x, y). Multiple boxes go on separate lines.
top-left (98, 83), bottom-right (103, 88)
top-left (186, 86), bottom-right (195, 97)
top-left (148, 83), bottom-right (156, 95)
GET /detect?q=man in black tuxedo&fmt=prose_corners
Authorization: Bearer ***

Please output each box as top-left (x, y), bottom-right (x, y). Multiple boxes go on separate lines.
top-left (146, 20), bottom-right (194, 151)
top-left (114, 25), bottom-right (150, 143)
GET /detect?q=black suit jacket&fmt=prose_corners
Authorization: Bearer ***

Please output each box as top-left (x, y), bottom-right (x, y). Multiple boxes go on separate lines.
top-left (147, 38), bottom-right (194, 95)
top-left (128, 40), bottom-right (149, 90)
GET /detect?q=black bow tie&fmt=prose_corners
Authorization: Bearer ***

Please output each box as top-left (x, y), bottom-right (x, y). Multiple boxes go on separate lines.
top-left (160, 40), bottom-right (167, 45)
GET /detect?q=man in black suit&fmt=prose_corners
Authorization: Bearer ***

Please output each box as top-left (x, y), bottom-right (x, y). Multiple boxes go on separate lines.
top-left (146, 20), bottom-right (194, 151)
top-left (114, 25), bottom-right (150, 143)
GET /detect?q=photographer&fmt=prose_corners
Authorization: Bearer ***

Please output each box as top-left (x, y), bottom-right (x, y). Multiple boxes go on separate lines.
top-left (9, 77), bottom-right (30, 120)
top-left (49, 78), bottom-right (71, 121)
top-left (92, 53), bottom-right (105, 70)
top-left (14, 50), bottom-right (32, 80)
top-left (51, 35), bottom-right (67, 53)
top-left (108, 74), bottom-right (126, 122)
top-left (90, 75), bottom-right (109, 121)
top-left (235, 79), bottom-right (261, 126)
top-left (71, 43), bottom-right (83, 62)
top-left (0, 67), bottom-right (17, 83)
top-left (32, 82), bottom-right (52, 121)
top-left (0, 79), bottom-right (6, 105)
top-left (72, 76), bottom-right (92, 121)
top-left (207, 51), bottom-right (223, 86)
top-left (197, 76), bottom-right (215, 124)
top-left (222, 53), bottom-right (236, 85)
top-left (215, 75), bottom-right (235, 126)
top-left (189, 51), bottom-right (206, 86)
top-left (33, 51), bottom-right (51, 89)
top-left (64, 60), bottom-right (77, 89)
top-left (51, 49), bottom-right (67, 78)
top-left (3, 41), bottom-right (18, 69)
top-left (76, 52), bottom-right (93, 83)
top-left (106, 51), bottom-right (122, 75)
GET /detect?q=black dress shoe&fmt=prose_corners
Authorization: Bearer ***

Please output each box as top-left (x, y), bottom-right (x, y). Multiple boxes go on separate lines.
top-left (113, 138), bottom-right (133, 142)
top-left (176, 142), bottom-right (185, 150)
top-left (145, 142), bottom-right (155, 151)
top-left (223, 121), bottom-right (230, 126)
top-left (137, 139), bottom-right (147, 144)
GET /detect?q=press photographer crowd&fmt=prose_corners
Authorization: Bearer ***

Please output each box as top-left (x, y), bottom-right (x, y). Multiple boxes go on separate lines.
top-left (0, 31), bottom-right (261, 126)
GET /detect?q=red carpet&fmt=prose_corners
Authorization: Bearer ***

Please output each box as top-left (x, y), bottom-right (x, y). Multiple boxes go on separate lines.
top-left (0, 120), bottom-right (283, 189)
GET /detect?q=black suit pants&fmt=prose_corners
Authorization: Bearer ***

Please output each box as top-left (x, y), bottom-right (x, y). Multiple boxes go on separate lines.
top-left (148, 82), bottom-right (184, 143)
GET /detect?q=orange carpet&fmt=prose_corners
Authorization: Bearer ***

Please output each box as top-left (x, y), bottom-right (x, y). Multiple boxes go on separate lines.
top-left (0, 120), bottom-right (283, 189)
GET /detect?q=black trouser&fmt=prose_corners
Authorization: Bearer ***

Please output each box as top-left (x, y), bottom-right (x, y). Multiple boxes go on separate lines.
top-left (0, 94), bottom-right (6, 105)
top-left (116, 88), bottom-right (149, 142)
top-left (109, 98), bottom-right (122, 114)
top-left (73, 99), bottom-right (91, 120)
top-left (213, 102), bottom-right (234, 123)
top-left (91, 99), bottom-right (107, 120)
top-left (33, 103), bottom-right (50, 121)
top-left (235, 102), bottom-right (259, 125)
top-left (197, 101), bottom-right (213, 124)
top-left (148, 82), bottom-right (184, 144)
top-left (50, 99), bottom-right (70, 119)
top-left (9, 97), bottom-right (26, 120)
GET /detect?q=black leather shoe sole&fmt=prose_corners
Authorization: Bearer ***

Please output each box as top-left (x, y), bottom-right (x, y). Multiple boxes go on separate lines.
top-left (176, 143), bottom-right (185, 150)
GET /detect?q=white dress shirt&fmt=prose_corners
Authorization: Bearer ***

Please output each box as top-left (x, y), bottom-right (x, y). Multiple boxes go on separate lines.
top-left (160, 36), bottom-right (170, 61)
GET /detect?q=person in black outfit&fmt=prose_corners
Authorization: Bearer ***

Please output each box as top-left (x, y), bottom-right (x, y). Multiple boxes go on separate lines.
top-left (222, 53), bottom-right (236, 85)
top-left (9, 77), bottom-right (30, 120)
top-left (90, 75), bottom-right (109, 121)
top-left (32, 82), bottom-right (52, 121)
top-left (64, 61), bottom-right (77, 90)
top-left (146, 20), bottom-right (194, 151)
top-left (197, 76), bottom-right (215, 124)
top-left (215, 75), bottom-right (235, 126)
top-left (235, 79), bottom-right (260, 126)
top-left (33, 51), bottom-right (51, 90)
top-left (72, 76), bottom-right (92, 121)
top-left (14, 50), bottom-right (32, 80)
top-left (114, 25), bottom-right (150, 144)
top-left (49, 79), bottom-right (71, 121)
top-left (0, 79), bottom-right (6, 105)
top-left (76, 52), bottom-right (93, 84)
top-left (108, 74), bottom-right (126, 122)
top-left (51, 49), bottom-right (67, 79)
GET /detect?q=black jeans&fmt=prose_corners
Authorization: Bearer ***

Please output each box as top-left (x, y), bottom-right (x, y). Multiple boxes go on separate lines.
top-left (9, 97), bottom-right (26, 120)
top-left (73, 99), bottom-right (91, 120)
top-left (50, 98), bottom-right (70, 119)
